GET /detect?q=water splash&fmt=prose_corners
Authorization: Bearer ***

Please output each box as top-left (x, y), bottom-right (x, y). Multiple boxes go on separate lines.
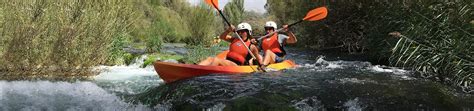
top-left (94, 55), bottom-right (157, 81)
top-left (205, 103), bottom-right (226, 111)
top-left (300, 57), bottom-right (413, 80)
top-left (0, 81), bottom-right (154, 110)
top-left (367, 65), bottom-right (414, 80)
top-left (343, 98), bottom-right (363, 111)
top-left (337, 78), bottom-right (378, 84)
top-left (292, 96), bottom-right (324, 111)
top-left (92, 55), bottom-right (163, 95)
top-left (301, 57), bottom-right (372, 70)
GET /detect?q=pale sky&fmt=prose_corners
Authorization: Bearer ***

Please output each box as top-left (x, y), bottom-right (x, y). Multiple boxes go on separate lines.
top-left (187, 0), bottom-right (267, 13)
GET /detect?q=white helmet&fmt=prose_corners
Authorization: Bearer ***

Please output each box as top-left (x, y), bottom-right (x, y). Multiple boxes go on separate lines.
top-left (264, 21), bottom-right (277, 29)
top-left (236, 22), bottom-right (252, 35)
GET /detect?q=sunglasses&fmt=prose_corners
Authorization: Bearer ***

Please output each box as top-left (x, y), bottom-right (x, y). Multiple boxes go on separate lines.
top-left (264, 27), bottom-right (274, 30)
top-left (237, 30), bottom-right (247, 33)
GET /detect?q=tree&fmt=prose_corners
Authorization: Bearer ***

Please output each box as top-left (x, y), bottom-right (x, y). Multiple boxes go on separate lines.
top-left (223, 0), bottom-right (245, 24)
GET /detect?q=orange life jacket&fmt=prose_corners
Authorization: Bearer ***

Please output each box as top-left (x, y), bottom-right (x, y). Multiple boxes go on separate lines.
top-left (261, 34), bottom-right (286, 56)
top-left (226, 38), bottom-right (252, 65)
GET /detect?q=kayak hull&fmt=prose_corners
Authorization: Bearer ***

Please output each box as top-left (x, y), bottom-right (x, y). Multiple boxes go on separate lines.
top-left (153, 60), bottom-right (296, 83)
top-left (153, 50), bottom-right (296, 83)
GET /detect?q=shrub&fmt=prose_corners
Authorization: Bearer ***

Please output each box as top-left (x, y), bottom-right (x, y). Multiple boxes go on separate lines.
top-left (0, 0), bottom-right (138, 79)
top-left (145, 21), bottom-right (164, 53)
top-left (223, 0), bottom-right (245, 24)
top-left (184, 4), bottom-right (219, 46)
top-left (155, 6), bottom-right (190, 43)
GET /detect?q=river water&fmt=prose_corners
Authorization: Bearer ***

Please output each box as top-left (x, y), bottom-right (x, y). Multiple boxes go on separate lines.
top-left (0, 49), bottom-right (473, 110)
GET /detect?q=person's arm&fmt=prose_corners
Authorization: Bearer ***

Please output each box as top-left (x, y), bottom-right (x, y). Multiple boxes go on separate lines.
top-left (220, 25), bottom-right (235, 42)
top-left (282, 25), bottom-right (297, 44)
top-left (250, 38), bottom-right (261, 50)
top-left (250, 45), bottom-right (263, 64)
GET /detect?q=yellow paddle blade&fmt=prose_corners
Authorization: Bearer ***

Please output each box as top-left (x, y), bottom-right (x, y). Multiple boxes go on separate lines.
top-left (204, 0), bottom-right (219, 9)
top-left (303, 6), bottom-right (328, 21)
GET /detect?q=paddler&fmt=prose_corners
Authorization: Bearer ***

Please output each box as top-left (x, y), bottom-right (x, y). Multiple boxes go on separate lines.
top-left (198, 22), bottom-right (263, 66)
top-left (258, 21), bottom-right (297, 66)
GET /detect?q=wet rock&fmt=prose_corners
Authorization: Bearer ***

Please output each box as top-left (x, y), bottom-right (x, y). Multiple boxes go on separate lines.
top-left (162, 43), bottom-right (186, 48)
top-left (123, 46), bottom-right (146, 55)
top-left (161, 43), bottom-right (188, 55)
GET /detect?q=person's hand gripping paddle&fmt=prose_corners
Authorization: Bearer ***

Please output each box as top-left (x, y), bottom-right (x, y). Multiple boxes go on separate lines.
top-left (205, 0), bottom-right (266, 72)
top-left (258, 6), bottom-right (328, 41)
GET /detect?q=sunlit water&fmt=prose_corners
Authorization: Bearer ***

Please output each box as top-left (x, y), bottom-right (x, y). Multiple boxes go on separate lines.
top-left (0, 49), bottom-right (473, 110)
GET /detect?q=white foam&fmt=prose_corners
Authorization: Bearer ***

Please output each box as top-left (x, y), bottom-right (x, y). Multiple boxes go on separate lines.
top-left (302, 57), bottom-right (415, 80)
top-left (343, 98), bottom-right (363, 111)
top-left (315, 57), bottom-right (327, 64)
top-left (293, 96), bottom-right (323, 110)
top-left (326, 63), bottom-right (343, 69)
top-left (370, 65), bottom-right (407, 74)
top-left (0, 81), bottom-right (154, 110)
top-left (205, 103), bottom-right (226, 111)
top-left (94, 55), bottom-right (159, 80)
top-left (300, 57), bottom-right (344, 70)
top-left (94, 65), bottom-right (157, 81)
top-left (368, 65), bottom-right (414, 80)
top-left (338, 78), bottom-right (378, 84)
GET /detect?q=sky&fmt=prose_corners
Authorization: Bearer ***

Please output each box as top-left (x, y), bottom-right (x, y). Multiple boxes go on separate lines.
top-left (187, 0), bottom-right (267, 13)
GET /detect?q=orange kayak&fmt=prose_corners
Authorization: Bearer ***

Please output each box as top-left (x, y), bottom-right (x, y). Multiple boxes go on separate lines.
top-left (153, 50), bottom-right (296, 83)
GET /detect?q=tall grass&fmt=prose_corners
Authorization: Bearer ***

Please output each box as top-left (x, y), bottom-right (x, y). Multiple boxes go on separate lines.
top-left (0, 6), bottom-right (5, 62)
top-left (0, 0), bottom-right (137, 79)
top-left (389, 1), bottom-right (473, 93)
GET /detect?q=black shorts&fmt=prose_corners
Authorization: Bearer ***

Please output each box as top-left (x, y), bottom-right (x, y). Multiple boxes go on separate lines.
top-left (226, 57), bottom-right (249, 65)
top-left (274, 52), bottom-right (286, 63)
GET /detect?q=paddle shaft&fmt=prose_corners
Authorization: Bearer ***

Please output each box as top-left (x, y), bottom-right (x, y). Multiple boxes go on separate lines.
top-left (258, 19), bottom-right (303, 41)
top-left (215, 7), bottom-right (265, 71)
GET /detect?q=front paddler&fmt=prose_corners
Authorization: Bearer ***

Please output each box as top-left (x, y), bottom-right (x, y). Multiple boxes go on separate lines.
top-left (198, 22), bottom-right (263, 66)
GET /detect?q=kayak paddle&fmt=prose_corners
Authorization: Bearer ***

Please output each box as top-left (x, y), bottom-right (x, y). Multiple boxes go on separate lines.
top-left (205, 0), bottom-right (266, 72)
top-left (258, 6), bottom-right (328, 40)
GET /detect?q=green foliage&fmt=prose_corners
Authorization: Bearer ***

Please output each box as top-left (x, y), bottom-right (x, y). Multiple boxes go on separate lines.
top-left (223, 0), bottom-right (245, 24)
top-left (266, 0), bottom-right (473, 92)
top-left (266, 0), bottom-right (328, 48)
top-left (0, 0), bottom-right (138, 78)
top-left (145, 21), bottom-right (163, 53)
top-left (0, 7), bottom-right (4, 60)
top-left (184, 4), bottom-right (218, 45)
top-left (106, 33), bottom-right (132, 65)
top-left (132, 0), bottom-right (220, 46)
top-left (155, 6), bottom-right (191, 43)
top-left (123, 53), bottom-right (139, 66)
top-left (141, 53), bottom-right (184, 68)
top-left (182, 45), bottom-right (222, 64)
top-left (243, 11), bottom-right (274, 36)
top-left (389, 1), bottom-right (473, 92)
